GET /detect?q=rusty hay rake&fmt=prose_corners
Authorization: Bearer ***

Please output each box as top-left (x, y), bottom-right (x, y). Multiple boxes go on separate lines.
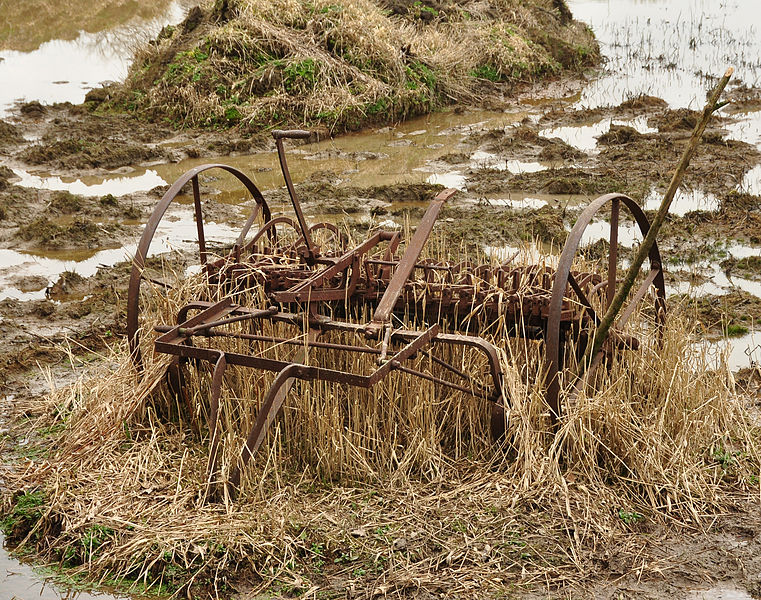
top-left (127, 130), bottom-right (666, 496)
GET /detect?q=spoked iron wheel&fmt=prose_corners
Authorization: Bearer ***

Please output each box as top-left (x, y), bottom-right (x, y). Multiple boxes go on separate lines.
top-left (127, 164), bottom-right (271, 370)
top-left (545, 193), bottom-right (667, 420)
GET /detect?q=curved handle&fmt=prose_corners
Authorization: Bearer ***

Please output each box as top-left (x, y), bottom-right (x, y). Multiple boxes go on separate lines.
top-left (271, 129), bottom-right (312, 140)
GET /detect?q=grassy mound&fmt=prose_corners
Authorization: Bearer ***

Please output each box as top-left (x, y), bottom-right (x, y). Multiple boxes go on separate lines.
top-left (2, 236), bottom-right (758, 598)
top-left (103, 0), bottom-right (597, 131)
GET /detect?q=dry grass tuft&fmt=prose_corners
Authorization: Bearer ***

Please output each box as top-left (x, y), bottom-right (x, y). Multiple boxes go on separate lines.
top-left (3, 240), bottom-right (759, 598)
top-left (108, 0), bottom-right (597, 132)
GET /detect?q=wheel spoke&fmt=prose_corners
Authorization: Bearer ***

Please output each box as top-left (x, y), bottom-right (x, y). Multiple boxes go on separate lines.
top-left (545, 193), bottom-right (667, 422)
top-left (567, 271), bottom-right (599, 324)
top-left (237, 202), bottom-right (262, 247)
top-left (127, 163), bottom-right (271, 369)
top-left (608, 197), bottom-right (619, 308)
top-left (192, 175), bottom-right (208, 269)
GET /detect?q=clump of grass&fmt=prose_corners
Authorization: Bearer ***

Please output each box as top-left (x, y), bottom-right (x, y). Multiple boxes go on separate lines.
top-left (107, 0), bottom-right (597, 131)
top-left (17, 216), bottom-right (120, 248)
top-left (1, 489), bottom-right (45, 543)
top-left (2, 236), bottom-right (757, 597)
top-left (48, 191), bottom-right (84, 214)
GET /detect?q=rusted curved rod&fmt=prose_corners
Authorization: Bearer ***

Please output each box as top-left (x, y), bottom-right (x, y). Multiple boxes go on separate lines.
top-left (220, 325), bottom-right (505, 496)
top-left (226, 362), bottom-right (305, 494)
top-left (127, 164), bottom-right (271, 370)
top-left (544, 193), bottom-right (666, 420)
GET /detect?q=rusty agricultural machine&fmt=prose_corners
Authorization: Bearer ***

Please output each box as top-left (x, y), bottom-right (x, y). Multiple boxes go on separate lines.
top-left (127, 130), bottom-right (666, 494)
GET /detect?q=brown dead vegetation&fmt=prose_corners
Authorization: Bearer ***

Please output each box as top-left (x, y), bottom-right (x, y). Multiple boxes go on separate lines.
top-left (102, 0), bottom-right (597, 132)
top-left (1, 238), bottom-right (758, 598)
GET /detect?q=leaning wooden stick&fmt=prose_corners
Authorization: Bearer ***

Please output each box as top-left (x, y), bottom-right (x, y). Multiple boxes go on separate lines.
top-left (577, 66), bottom-right (734, 377)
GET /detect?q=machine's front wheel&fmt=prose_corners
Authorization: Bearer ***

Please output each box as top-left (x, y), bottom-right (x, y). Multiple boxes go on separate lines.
top-left (544, 193), bottom-right (667, 420)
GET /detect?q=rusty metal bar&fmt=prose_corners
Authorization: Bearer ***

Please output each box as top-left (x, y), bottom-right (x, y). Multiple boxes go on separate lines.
top-left (273, 130), bottom-right (317, 261)
top-left (366, 188), bottom-right (457, 337)
top-left (608, 197), bottom-right (619, 308)
top-left (192, 175), bottom-right (208, 269)
top-left (227, 328), bottom-right (318, 494)
top-left (205, 352), bottom-right (227, 496)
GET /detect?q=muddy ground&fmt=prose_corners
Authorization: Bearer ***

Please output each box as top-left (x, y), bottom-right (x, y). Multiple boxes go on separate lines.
top-left (2, 79), bottom-right (761, 599)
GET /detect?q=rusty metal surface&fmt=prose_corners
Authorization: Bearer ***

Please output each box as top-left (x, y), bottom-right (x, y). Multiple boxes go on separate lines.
top-left (544, 192), bottom-right (667, 420)
top-left (127, 133), bottom-right (667, 495)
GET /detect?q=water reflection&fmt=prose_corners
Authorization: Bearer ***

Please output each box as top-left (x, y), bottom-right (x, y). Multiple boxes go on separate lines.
top-left (11, 168), bottom-right (168, 197)
top-left (469, 151), bottom-right (548, 173)
top-left (738, 165), bottom-right (761, 195)
top-left (569, 0), bottom-right (761, 109)
top-left (644, 187), bottom-right (721, 215)
top-left (1, 0), bottom-right (180, 52)
top-left (1, 533), bottom-right (127, 600)
top-left (699, 331), bottom-right (761, 372)
top-left (0, 1), bottom-right (197, 115)
top-left (0, 215), bottom-right (242, 301)
top-left (725, 111), bottom-right (761, 148)
top-left (539, 115), bottom-right (656, 153)
top-left (579, 220), bottom-right (643, 247)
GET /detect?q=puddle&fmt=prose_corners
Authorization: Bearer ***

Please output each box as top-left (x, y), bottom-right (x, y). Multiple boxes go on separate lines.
top-left (644, 187), bottom-right (721, 215)
top-left (725, 111), bottom-right (761, 149)
top-left (484, 197), bottom-right (548, 210)
top-left (724, 241), bottom-right (761, 259)
top-left (738, 164), bottom-right (761, 196)
top-left (538, 115), bottom-right (656, 153)
top-left (0, 215), bottom-right (243, 301)
top-left (469, 151), bottom-right (548, 173)
top-left (426, 171), bottom-right (467, 190)
top-left (0, 2), bottom-right (198, 116)
top-left (667, 238), bottom-right (761, 298)
top-left (667, 274), bottom-right (727, 298)
top-left (152, 109), bottom-right (531, 193)
top-left (11, 168), bottom-right (168, 197)
top-left (723, 331), bottom-right (761, 371)
top-left (568, 0), bottom-right (761, 109)
top-left (578, 219), bottom-right (643, 247)
top-left (1, 532), bottom-right (127, 600)
top-left (667, 260), bottom-right (761, 299)
top-left (484, 242), bottom-right (560, 267)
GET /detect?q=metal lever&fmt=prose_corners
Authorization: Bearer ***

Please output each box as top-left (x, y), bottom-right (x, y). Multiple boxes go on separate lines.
top-left (272, 129), bottom-right (312, 140)
top-left (365, 187), bottom-right (457, 338)
top-left (272, 130), bottom-right (318, 262)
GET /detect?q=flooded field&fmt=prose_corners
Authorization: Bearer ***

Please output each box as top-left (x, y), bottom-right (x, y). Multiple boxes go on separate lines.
top-left (0, 1), bottom-right (198, 117)
top-left (1, 0), bottom-right (761, 598)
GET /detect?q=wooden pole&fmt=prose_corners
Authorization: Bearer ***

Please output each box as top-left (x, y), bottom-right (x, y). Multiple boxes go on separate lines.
top-left (578, 67), bottom-right (734, 374)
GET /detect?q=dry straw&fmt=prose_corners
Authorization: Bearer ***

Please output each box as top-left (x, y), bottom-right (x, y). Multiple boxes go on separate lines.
top-left (116, 0), bottom-right (597, 130)
top-left (4, 236), bottom-right (759, 598)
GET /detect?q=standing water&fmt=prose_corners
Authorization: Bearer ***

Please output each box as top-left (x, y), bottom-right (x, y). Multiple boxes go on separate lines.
top-left (569, 0), bottom-right (761, 108)
top-left (0, 1), bottom-right (199, 116)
